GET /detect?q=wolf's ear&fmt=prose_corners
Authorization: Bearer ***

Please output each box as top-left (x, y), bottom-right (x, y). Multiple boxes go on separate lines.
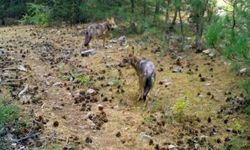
top-left (107, 17), bottom-right (111, 21)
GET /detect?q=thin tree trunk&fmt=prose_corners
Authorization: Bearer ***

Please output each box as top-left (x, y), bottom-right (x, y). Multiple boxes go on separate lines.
top-left (143, 0), bottom-right (146, 17)
top-left (169, 9), bottom-right (177, 30)
top-left (231, 0), bottom-right (236, 38)
top-left (154, 0), bottom-right (160, 23)
top-left (178, 8), bottom-right (184, 51)
top-left (165, 0), bottom-right (171, 23)
top-left (131, 0), bottom-right (135, 13)
top-left (195, 0), bottom-right (208, 52)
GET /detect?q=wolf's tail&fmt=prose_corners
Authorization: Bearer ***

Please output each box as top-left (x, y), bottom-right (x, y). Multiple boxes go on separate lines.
top-left (84, 31), bottom-right (92, 47)
top-left (143, 73), bottom-right (155, 101)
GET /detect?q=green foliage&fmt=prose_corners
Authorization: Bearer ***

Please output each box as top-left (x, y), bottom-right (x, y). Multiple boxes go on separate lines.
top-left (143, 115), bottom-right (155, 126)
top-left (223, 33), bottom-right (250, 66)
top-left (0, 95), bottom-right (19, 128)
top-left (76, 74), bottom-right (90, 86)
top-left (0, 95), bottom-right (20, 149)
top-left (232, 121), bottom-right (242, 133)
top-left (0, 0), bottom-right (26, 19)
top-left (172, 99), bottom-right (187, 122)
top-left (245, 106), bottom-right (250, 117)
top-left (220, 136), bottom-right (248, 150)
top-left (205, 20), bottom-right (223, 48)
top-left (20, 3), bottom-right (50, 26)
top-left (242, 80), bottom-right (250, 99)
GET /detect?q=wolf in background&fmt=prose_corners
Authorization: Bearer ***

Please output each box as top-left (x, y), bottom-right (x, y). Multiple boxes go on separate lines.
top-left (83, 17), bottom-right (117, 48)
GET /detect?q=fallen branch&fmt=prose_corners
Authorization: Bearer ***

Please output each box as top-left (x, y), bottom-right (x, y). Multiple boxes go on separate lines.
top-left (11, 132), bottom-right (40, 143)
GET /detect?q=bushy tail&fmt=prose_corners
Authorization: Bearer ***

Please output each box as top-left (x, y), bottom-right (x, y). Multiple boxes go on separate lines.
top-left (84, 31), bottom-right (92, 47)
top-left (143, 73), bottom-right (155, 101)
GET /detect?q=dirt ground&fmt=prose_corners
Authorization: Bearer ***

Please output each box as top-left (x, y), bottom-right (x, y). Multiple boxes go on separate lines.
top-left (0, 25), bottom-right (249, 150)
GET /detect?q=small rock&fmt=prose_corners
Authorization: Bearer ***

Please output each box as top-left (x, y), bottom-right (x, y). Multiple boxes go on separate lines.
top-left (80, 49), bottom-right (96, 57)
top-left (118, 35), bottom-right (127, 46)
top-left (171, 65), bottom-right (183, 73)
top-left (203, 49), bottom-right (216, 58)
top-left (140, 132), bottom-right (152, 141)
top-left (160, 78), bottom-right (172, 87)
top-left (17, 65), bottom-right (27, 72)
top-left (53, 82), bottom-right (63, 87)
top-left (208, 52), bottom-right (216, 58)
top-left (86, 89), bottom-right (96, 95)
top-left (168, 145), bottom-right (176, 149)
top-left (203, 49), bottom-right (211, 54)
top-left (238, 68), bottom-right (247, 75)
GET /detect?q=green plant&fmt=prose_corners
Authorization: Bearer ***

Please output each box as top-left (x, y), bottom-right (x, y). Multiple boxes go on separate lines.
top-left (76, 74), bottom-right (90, 86)
top-left (0, 95), bottom-right (20, 149)
top-left (143, 115), bottom-right (155, 126)
top-left (245, 106), bottom-right (250, 116)
top-left (0, 95), bottom-right (19, 128)
top-left (205, 20), bottom-right (223, 48)
top-left (20, 3), bottom-right (50, 26)
top-left (242, 80), bottom-right (250, 99)
top-left (172, 99), bottom-right (187, 122)
top-left (220, 136), bottom-right (248, 150)
top-left (232, 121), bottom-right (242, 133)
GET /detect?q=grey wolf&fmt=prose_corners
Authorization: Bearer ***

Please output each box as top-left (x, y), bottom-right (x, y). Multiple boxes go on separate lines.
top-left (83, 17), bottom-right (117, 48)
top-left (128, 49), bottom-right (156, 101)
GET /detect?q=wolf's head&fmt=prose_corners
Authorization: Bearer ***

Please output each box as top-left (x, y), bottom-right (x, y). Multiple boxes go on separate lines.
top-left (106, 17), bottom-right (117, 30)
top-left (83, 30), bottom-right (91, 47)
top-left (128, 46), bottom-right (140, 68)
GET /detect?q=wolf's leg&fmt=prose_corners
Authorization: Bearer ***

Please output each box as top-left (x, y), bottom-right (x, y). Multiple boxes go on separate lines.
top-left (137, 77), bottom-right (143, 101)
top-left (103, 37), bottom-right (106, 47)
top-left (142, 77), bottom-right (147, 101)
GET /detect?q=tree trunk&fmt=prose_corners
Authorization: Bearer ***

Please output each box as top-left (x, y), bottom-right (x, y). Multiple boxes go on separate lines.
top-left (131, 0), bottom-right (135, 13)
top-left (178, 8), bottom-right (184, 51)
top-left (195, 0), bottom-right (208, 52)
top-left (231, 0), bottom-right (236, 38)
top-left (154, 0), bottom-right (160, 23)
top-left (169, 9), bottom-right (177, 30)
top-left (165, 0), bottom-right (171, 23)
top-left (143, 0), bottom-right (146, 17)
top-left (195, 14), bottom-right (203, 52)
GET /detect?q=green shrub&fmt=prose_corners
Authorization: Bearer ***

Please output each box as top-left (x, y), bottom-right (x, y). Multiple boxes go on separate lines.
top-left (172, 99), bottom-right (187, 122)
top-left (20, 3), bottom-right (50, 26)
top-left (223, 34), bottom-right (250, 66)
top-left (0, 95), bottom-right (20, 149)
top-left (232, 121), bottom-right (242, 133)
top-left (242, 80), bottom-right (250, 99)
top-left (0, 95), bottom-right (19, 128)
top-left (205, 20), bottom-right (223, 48)
top-left (76, 74), bottom-right (90, 86)
top-left (220, 136), bottom-right (248, 150)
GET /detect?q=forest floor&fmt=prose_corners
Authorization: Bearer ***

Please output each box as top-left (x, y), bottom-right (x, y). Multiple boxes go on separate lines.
top-left (0, 25), bottom-right (249, 150)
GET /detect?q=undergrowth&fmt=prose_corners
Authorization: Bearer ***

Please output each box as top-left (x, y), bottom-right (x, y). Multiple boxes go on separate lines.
top-left (0, 95), bottom-right (20, 149)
